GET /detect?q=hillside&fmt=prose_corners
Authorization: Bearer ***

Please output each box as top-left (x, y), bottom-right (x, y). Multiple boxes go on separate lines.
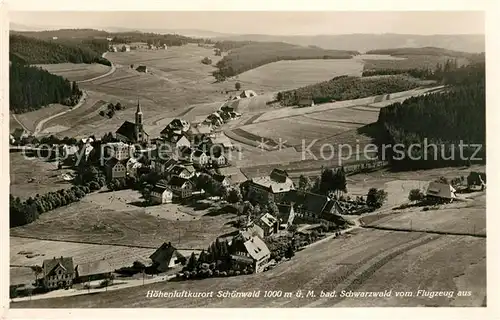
top-left (10, 58), bottom-right (83, 113)
top-left (10, 35), bottom-right (111, 66)
top-left (11, 28), bottom-right (110, 39)
top-left (365, 47), bottom-right (479, 58)
top-left (213, 42), bottom-right (358, 80)
top-left (213, 33), bottom-right (485, 53)
top-left (377, 61), bottom-right (485, 170)
top-left (277, 75), bottom-right (422, 106)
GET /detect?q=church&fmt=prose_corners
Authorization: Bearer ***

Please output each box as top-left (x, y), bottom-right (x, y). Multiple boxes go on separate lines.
top-left (115, 100), bottom-right (149, 144)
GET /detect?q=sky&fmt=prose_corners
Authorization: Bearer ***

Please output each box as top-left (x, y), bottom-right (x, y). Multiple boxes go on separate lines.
top-left (9, 11), bottom-right (485, 35)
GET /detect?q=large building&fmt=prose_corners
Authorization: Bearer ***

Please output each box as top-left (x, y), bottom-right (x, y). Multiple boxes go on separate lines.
top-left (116, 100), bottom-right (149, 144)
top-left (245, 169), bottom-right (295, 204)
top-left (41, 256), bottom-right (75, 290)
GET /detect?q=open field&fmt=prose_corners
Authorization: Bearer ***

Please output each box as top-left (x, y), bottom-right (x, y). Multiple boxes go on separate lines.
top-left (35, 63), bottom-right (112, 82)
top-left (9, 196), bottom-right (238, 250)
top-left (233, 59), bottom-right (364, 92)
top-left (362, 194), bottom-right (486, 236)
top-left (11, 104), bottom-right (69, 133)
top-left (9, 153), bottom-right (73, 199)
top-left (12, 228), bottom-right (485, 308)
top-left (10, 237), bottom-right (155, 286)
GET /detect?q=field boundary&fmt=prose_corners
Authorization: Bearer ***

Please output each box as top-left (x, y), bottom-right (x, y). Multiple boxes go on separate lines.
top-left (10, 236), bottom-right (204, 251)
top-left (361, 225), bottom-right (486, 238)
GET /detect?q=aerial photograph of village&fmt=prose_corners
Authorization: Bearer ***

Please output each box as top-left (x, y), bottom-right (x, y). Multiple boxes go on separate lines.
top-left (7, 10), bottom-right (486, 308)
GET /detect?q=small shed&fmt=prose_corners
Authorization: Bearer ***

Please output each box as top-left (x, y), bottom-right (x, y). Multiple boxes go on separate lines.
top-left (136, 65), bottom-right (148, 73)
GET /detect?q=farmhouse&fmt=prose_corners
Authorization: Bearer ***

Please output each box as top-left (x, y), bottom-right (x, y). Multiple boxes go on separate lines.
top-left (161, 134), bottom-right (191, 153)
top-left (151, 184), bottom-right (173, 204)
top-left (103, 142), bottom-right (131, 161)
top-left (426, 182), bottom-right (457, 202)
top-left (74, 261), bottom-right (113, 284)
top-left (161, 119), bottom-right (190, 137)
top-left (205, 113), bottom-right (224, 126)
top-left (166, 164), bottom-right (193, 180)
top-left (297, 98), bottom-right (315, 107)
top-left (150, 242), bottom-right (186, 272)
top-left (136, 65), bottom-right (148, 73)
top-left (230, 235), bottom-right (270, 273)
top-left (191, 149), bottom-right (209, 167)
top-left (213, 174), bottom-right (231, 188)
top-left (240, 90), bottom-right (257, 98)
top-left (246, 169), bottom-right (295, 204)
top-left (11, 128), bottom-right (29, 142)
top-left (116, 101), bottom-right (149, 144)
top-left (254, 213), bottom-right (278, 237)
top-left (105, 157), bottom-right (128, 180)
top-left (283, 191), bottom-right (340, 218)
top-left (211, 154), bottom-right (227, 167)
top-left (169, 176), bottom-right (194, 198)
top-left (41, 257), bottom-right (75, 290)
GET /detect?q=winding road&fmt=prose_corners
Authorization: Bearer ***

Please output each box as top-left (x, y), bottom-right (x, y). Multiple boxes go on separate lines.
top-left (13, 52), bottom-right (116, 136)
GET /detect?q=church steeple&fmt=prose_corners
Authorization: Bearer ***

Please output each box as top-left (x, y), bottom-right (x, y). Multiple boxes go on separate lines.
top-left (135, 99), bottom-right (143, 126)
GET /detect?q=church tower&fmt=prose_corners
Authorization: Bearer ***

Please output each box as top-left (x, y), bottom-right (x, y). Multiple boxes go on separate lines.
top-left (135, 99), bottom-right (144, 142)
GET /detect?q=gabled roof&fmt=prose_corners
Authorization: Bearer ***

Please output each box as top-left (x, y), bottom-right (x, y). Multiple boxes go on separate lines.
top-left (284, 190), bottom-right (331, 215)
top-left (259, 213), bottom-right (278, 228)
top-left (42, 257), bottom-right (74, 277)
top-left (276, 204), bottom-right (294, 222)
top-left (116, 121), bottom-right (137, 142)
top-left (270, 169), bottom-right (289, 183)
top-left (426, 182), bottom-right (456, 199)
top-left (243, 236), bottom-right (270, 261)
top-left (152, 184), bottom-right (171, 194)
top-left (149, 242), bottom-right (184, 263)
top-left (251, 174), bottom-right (294, 193)
top-left (105, 157), bottom-right (127, 168)
top-left (75, 260), bottom-right (113, 277)
top-left (192, 149), bottom-right (206, 158)
top-left (169, 176), bottom-right (192, 188)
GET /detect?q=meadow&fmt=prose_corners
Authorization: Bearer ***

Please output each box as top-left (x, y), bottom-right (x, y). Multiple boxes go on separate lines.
top-left (35, 63), bottom-right (111, 82)
top-left (12, 228), bottom-right (485, 308)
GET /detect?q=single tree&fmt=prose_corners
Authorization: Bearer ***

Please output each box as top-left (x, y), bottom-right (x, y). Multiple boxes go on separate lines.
top-left (235, 82), bottom-right (241, 91)
top-left (408, 189), bottom-right (424, 203)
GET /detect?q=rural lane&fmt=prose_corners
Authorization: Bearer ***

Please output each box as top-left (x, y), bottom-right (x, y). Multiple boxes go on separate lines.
top-left (14, 52), bottom-right (116, 136)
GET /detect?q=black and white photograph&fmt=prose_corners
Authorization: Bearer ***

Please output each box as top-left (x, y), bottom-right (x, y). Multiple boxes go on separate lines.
top-left (1, 1), bottom-right (496, 317)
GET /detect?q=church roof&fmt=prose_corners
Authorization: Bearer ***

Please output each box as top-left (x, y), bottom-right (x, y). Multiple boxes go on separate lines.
top-left (116, 121), bottom-right (137, 142)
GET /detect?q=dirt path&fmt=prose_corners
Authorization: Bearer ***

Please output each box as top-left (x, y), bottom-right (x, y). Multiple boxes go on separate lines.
top-left (11, 113), bottom-right (32, 133)
top-left (78, 52), bottom-right (116, 84)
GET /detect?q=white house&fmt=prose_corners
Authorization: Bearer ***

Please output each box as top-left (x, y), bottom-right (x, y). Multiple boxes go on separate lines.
top-left (191, 150), bottom-right (209, 167)
top-left (41, 257), bottom-right (75, 290)
top-left (169, 176), bottom-right (194, 198)
top-left (151, 184), bottom-right (173, 204)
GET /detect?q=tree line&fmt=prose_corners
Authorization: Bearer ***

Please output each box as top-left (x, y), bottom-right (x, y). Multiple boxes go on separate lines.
top-left (212, 42), bottom-right (357, 82)
top-left (277, 75), bottom-right (420, 106)
top-left (10, 35), bottom-right (111, 66)
top-left (10, 57), bottom-right (83, 113)
top-left (377, 61), bottom-right (485, 170)
top-left (361, 58), bottom-right (460, 81)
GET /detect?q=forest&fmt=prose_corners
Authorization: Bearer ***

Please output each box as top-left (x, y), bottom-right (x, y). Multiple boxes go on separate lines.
top-left (365, 47), bottom-right (476, 58)
top-left (10, 56), bottom-right (83, 113)
top-left (376, 61), bottom-right (485, 170)
top-left (10, 35), bottom-right (111, 65)
top-left (212, 42), bottom-right (358, 81)
top-left (276, 75), bottom-right (421, 106)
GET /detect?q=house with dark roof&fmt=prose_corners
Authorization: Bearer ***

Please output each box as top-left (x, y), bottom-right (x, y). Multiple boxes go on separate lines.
top-left (74, 260), bottom-right (113, 284)
top-left (41, 256), bottom-right (75, 289)
top-left (11, 128), bottom-right (29, 142)
top-left (230, 235), bottom-right (270, 273)
top-left (115, 100), bottom-right (149, 144)
top-left (246, 168), bottom-right (295, 204)
top-left (167, 164), bottom-right (194, 180)
top-left (426, 182), bottom-right (457, 203)
top-left (282, 190), bottom-right (342, 218)
top-left (105, 157), bottom-right (128, 180)
top-left (149, 242), bottom-right (186, 272)
top-left (169, 176), bottom-right (194, 198)
top-left (152, 157), bottom-right (177, 174)
top-left (191, 149), bottom-right (209, 167)
top-left (160, 119), bottom-right (190, 137)
top-left (213, 174), bottom-right (231, 188)
top-left (151, 184), bottom-right (173, 204)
